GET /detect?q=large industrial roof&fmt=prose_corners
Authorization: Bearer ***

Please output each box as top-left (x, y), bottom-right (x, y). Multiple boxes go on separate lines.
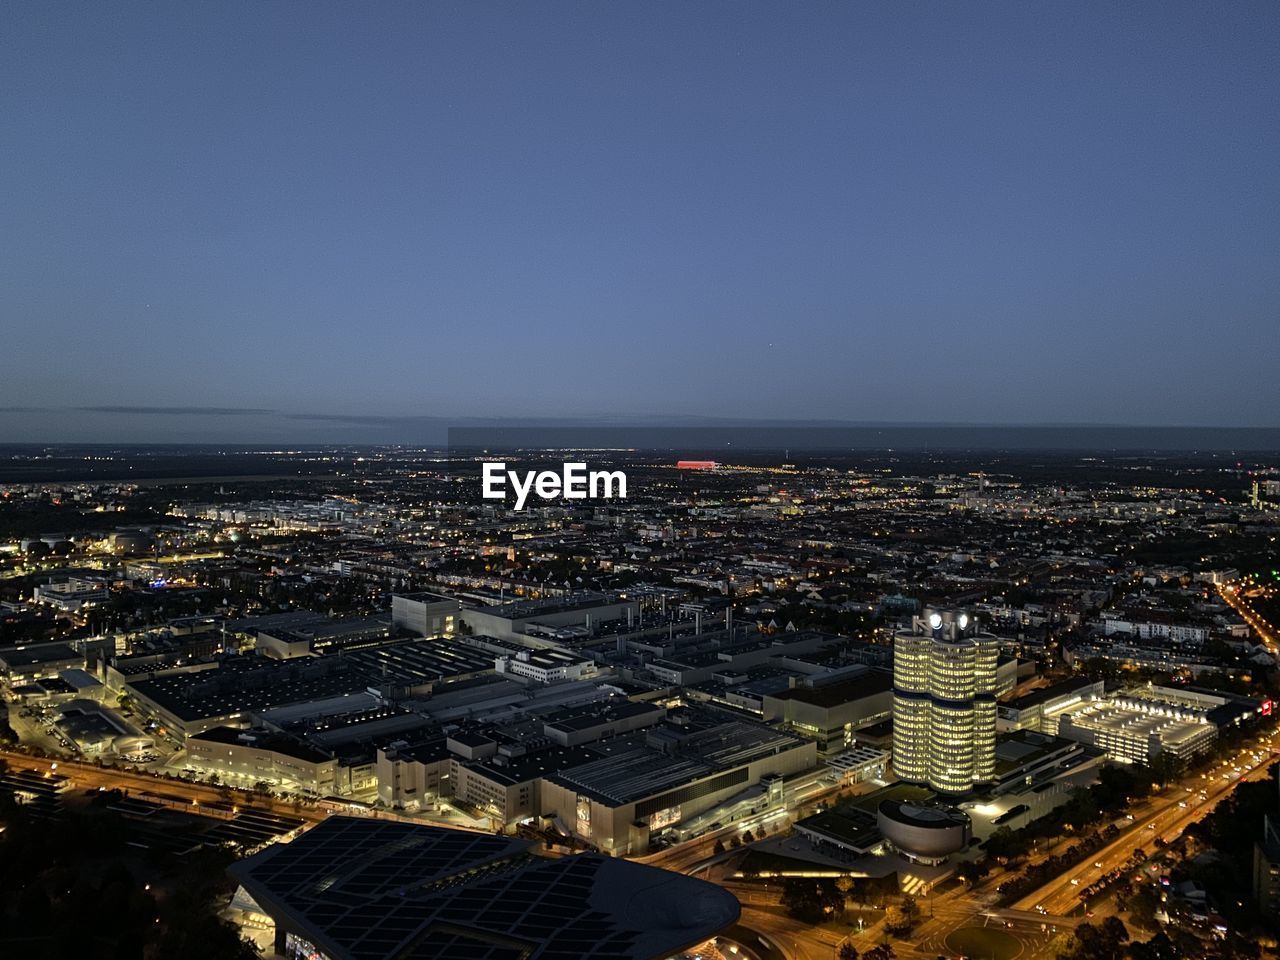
top-left (229, 816), bottom-right (739, 960)
top-left (764, 670), bottom-right (892, 708)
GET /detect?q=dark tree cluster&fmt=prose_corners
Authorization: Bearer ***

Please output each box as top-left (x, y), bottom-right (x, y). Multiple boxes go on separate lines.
top-left (1057, 918), bottom-right (1261, 960)
top-left (780, 877), bottom-right (847, 924)
top-left (0, 792), bottom-right (259, 960)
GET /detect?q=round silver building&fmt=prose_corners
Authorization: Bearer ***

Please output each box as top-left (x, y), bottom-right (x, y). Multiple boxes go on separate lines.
top-left (876, 799), bottom-right (971, 864)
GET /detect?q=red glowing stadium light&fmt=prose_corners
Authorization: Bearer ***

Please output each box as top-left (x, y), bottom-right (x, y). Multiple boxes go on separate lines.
top-left (676, 460), bottom-right (718, 470)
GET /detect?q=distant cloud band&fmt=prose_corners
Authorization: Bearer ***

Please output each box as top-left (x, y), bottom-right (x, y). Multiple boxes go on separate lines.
top-left (74, 406), bottom-right (276, 416)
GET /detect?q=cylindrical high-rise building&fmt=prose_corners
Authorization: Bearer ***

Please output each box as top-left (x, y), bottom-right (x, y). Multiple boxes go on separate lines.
top-left (892, 609), bottom-right (998, 794)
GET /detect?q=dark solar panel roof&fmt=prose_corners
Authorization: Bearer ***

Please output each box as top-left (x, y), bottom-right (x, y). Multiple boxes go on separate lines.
top-left (103, 793), bottom-right (304, 853)
top-left (1005, 676), bottom-right (1098, 710)
top-left (230, 816), bottom-right (739, 960)
top-left (765, 670), bottom-right (892, 707)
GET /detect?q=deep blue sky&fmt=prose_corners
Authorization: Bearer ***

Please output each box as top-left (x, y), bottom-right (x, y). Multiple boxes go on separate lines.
top-left (2, 2), bottom-right (1278, 441)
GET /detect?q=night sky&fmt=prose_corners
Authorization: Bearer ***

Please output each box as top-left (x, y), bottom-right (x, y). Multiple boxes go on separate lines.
top-left (3, 2), bottom-right (1278, 442)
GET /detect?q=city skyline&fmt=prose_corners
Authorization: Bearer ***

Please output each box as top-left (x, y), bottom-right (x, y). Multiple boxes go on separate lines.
top-left (3, 5), bottom-right (1280, 957)
top-left (3, 446), bottom-right (1278, 959)
top-left (4, 409), bottom-right (1280, 446)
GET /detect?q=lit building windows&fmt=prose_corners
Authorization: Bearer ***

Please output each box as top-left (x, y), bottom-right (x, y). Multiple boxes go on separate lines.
top-left (892, 609), bottom-right (998, 794)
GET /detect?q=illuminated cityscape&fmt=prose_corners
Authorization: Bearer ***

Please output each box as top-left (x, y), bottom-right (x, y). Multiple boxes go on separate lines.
top-left (1, 447), bottom-right (1279, 959)
top-left (3, 4), bottom-right (1280, 960)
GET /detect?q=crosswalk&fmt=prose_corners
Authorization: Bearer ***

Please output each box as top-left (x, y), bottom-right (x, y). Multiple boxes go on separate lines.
top-left (901, 873), bottom-right (931, 896)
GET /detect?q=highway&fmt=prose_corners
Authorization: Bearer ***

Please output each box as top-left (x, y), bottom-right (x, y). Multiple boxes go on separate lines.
top-left (0, 748), bottom-right (332, 822)
top-left (1014, 729), bottom-right (1279, 916)
top-left (0, 749), bottom-right (491, 833)
top-left (1220, 581), bottom-right (1279, 650)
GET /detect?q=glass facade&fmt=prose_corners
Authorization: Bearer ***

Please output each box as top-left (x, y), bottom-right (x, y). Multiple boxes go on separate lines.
top-left (285, 932), bottom-right (331, 960)
top-left (892, 610), bottom-right (998, 794)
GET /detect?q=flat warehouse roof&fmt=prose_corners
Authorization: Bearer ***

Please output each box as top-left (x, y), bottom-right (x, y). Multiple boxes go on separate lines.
top-left (127, 661), bottom-right (368, 722)
top-left (679, 721), bottom-right (808, 768)
top-left (340, 637), bottom-right (494, 684)
top-left (1005, 676), bottom-right (1098, 710)
top-left (543, 699), bottom-right (663, 733)
top-left (765, 671), bottom-right (892, 707)
top-left (551, 747), bottom-right (714, 805)
top-left (0, 643), bottom-right (80, 667)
